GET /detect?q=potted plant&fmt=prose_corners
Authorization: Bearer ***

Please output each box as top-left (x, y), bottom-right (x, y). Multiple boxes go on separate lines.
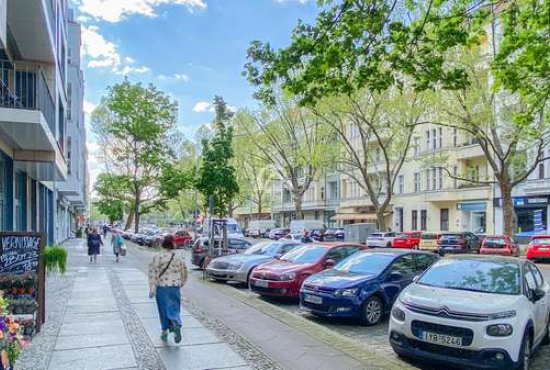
top-left (41, 246), bottom-right (68, 275)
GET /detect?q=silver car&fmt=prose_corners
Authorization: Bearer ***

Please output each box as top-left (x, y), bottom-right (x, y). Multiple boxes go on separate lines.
top-left (205, 241), bottom-right (301, 284)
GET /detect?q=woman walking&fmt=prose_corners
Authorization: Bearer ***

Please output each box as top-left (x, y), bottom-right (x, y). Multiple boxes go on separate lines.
top-left (111, 231), bottom-right (124, 263)
top-left (148, 234), bottom-right (188, 343)
top-left (87, 227), bottom-right (103, 263)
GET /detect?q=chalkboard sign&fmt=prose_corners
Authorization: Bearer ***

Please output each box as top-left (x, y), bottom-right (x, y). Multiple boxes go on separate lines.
top-left (0, 232), bottom-right (45, 334)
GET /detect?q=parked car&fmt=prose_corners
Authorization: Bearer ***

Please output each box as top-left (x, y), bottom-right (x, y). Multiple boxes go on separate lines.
top-left (173, 229), bottom-right (193, 248)
top-left (143, 230), bottom-right (162, 247)
top-left (281, 233), bottom-right (303, 242)
top-left (269, 228), bottom-right (290, 240)
top-left (311, 229), bottom-right (326, 242)
top-left (480, 235), bottom-right (519, 257)
top-left (437, 231), bottom-right (481, 256)
top-left (366, 232), bottom-right (398, 248)
top-left (249, 242), bottom-right (367, 299)
top-left (390, 255), bottom-right (550, 370)
top-left (290, 220), bottom-right (325, 235)
top-left (392, 231), bottom-right (422, 249)
top-left (247, 220), bottom-right (277, 238)
top-left (122, 231), bottom-right (133, 240)
top-left (300, 249), bottom-right (438, 326)
top-left (191, 237), bottom-right (252, 268)
top-left (205, 241), bottom-right (302, 284)
top-left (526, 235), bottom-right (550, 262)
top-left (418, 232), bottom-right (440, 252)
top-left (324, 228), bottom-right (345, 241)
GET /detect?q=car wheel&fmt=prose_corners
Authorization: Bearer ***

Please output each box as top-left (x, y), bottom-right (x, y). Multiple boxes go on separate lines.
top-left (386, 242), bottom-right (392, 248)
top-left (518, 330), bottom-right (532, 370)
top-left (361, 296), bottom-right (383, 326)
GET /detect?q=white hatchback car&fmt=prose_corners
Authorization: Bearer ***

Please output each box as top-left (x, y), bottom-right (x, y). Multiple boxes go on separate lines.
top-left (366, 232), bottom-right (397, 248)
top-left (389, 256), bottom-right (550, 370)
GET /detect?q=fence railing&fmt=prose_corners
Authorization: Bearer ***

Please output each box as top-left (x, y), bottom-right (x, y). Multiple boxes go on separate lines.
top-left (0, 60), bottom-right (56, 135)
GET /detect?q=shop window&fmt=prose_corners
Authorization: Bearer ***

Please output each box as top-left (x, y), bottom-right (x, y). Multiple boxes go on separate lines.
top-left (440, 209), bottom-right (449, 231)
top-left (421, 210), bottom-right (427, 231)
top-left (412, 210), bottom-right (418, 230)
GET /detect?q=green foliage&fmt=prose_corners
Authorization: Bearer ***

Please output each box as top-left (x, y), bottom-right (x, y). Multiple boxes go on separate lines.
top-left (94, 173), bottom-right (130, 223)
top-left (195, 96), bottom-right (240, 216)
top-left (41, 246), bottom-right (68, 275)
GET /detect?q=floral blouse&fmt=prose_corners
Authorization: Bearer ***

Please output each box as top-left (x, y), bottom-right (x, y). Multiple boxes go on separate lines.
top-left (148, 251), bottom-right (188, 295)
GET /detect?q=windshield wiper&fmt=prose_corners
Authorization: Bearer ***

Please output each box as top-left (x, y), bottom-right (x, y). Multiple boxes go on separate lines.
top-left (444, 286), bottom-right (488, 293)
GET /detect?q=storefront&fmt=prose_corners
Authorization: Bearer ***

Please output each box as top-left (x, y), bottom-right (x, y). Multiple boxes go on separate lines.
top-left (457, 202), bottom-right (487, 234)
top-left (494, 195), bottom-right (550, 236)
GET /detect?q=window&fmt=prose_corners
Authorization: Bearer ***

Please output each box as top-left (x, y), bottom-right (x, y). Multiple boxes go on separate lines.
top-left (525, 268), bottom-right (538, 293)
top-left (415, 254), bottom-right (438, 271)
top-left (326, 247), bottom-right (351, 263)
top-left (420, 210), bottom-right (427, 231)
top-left (440, 209), bottom-right (449, 231)
top-left (398, 175), bottom-right (404, 194)
top-left (426, 130), bottom-right (430, 151)
top-left (432, 129), bottom-right (437, 149)
top-left (438, 168), bottom-right (443, 189)
top-left (412, 210), bottom-right (418, 230)
top-left (539, 163), bottom-right (545, 179)
top-left (391, 255), bottom-right (416, 274)
top-left (438, 127), bottom-right (443, 148)
top-left (413, 137), bottom-right (420, 157)
top-left (414, 172), bottom-right (420, 192)
top-left (67, 83), bottom-right (72, 121)
top-left (426, 169), bottom-right (431, 190)
top-left (375, 147), bottom-right (382, 162)
top-left (453, 166), bottom-right (458, 188)
top-left (468, 165), bottom-right (480, 182)
top-left (453, 128), bottom-right (458, 147)
top-left (432, 168), bottom-right (437, 190)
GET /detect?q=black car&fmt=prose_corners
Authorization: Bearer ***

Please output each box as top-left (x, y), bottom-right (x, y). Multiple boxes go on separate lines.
top-left (437, 232), bottom-right (481, 256)
top-left (310, 229), bottom-right (325, 242)
top-left (324, 228), bottom-right (345, 241)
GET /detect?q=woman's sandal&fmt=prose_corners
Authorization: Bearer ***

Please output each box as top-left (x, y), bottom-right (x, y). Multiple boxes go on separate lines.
top-left (171, 321), bottom-right (182, 344)
top-left (160, 330), bottom-right (169, 341)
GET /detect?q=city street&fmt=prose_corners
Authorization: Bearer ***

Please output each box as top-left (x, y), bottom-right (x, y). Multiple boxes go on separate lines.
top-left (125, 237), bottom-right (550, 370)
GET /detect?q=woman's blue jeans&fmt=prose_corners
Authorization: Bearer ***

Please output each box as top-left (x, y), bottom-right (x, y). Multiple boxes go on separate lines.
top-left (155, 286), bottom-right (182, 331)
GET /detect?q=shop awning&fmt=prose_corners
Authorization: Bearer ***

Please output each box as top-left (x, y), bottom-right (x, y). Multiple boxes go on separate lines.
top-left (331, 214), bottom-right (379, 222)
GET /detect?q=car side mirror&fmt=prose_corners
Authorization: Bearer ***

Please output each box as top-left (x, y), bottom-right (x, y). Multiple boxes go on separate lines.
top-left (325, 259), bottom-right (336, 268)
top-left (389, 271), bottom-right (404, 281)
top-left (532, 289), bottom-right (545, 302)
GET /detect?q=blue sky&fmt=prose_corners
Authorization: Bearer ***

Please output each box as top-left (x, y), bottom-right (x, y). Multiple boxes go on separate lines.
top-left (71, 0), bottom-right (319, 186)
top-left (74, 0), bottom-right (318, 135)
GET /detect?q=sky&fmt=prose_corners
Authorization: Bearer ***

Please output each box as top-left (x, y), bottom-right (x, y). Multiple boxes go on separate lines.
top-left (70, 0), bottom-right (319, 189)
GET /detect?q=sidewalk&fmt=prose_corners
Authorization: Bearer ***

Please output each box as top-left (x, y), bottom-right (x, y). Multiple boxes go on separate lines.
top-left (19, 238), bottom-right (251, 370)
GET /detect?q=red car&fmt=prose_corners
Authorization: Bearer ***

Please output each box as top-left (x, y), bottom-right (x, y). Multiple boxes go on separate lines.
top-left (174, 230), bottom-right (193, 248)
top-left (479, 235), bottom-right (519, 257)
top-left (249, 242), bottom-right (367, 298)
top-left (526, 235), bottom-right (550, 261)
top-left (392, 231), bottom-right (422, 249)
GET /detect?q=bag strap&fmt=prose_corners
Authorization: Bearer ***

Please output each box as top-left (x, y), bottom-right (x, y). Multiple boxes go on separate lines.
top-left (159, 253), bottom-right (175, 278)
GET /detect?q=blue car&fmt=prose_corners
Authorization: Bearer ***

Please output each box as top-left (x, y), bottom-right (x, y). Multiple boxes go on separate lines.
top-left (300, 249), bottom-right (439, 326)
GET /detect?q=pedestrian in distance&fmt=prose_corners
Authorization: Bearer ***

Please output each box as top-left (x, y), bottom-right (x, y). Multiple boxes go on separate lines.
top-left (111, 231), bottom-right (124, 263)
top-left (148, 234), bottom-right (188, 343)
top-left (301, 230), bottom-right (313, 244)
top-left (103, 224), bottom-right (108, 238)
top-left (87, 227), bottom-right (103, 263)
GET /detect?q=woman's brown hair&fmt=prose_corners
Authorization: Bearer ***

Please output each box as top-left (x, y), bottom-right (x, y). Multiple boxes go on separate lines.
top-left (162, 234), bottom-right (176, 249)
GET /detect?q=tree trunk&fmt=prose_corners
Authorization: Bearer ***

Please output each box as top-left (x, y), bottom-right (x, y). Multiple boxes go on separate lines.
top-left (500, 182), bottom-right (516, 236)
top-left (294, 195), bottom-right (304, 220)
top-left (376, 211), bottom-right (387, 232)
top-left (257, 199), bottom-right (262, 219)
top-left (227, 201), bottom-right (233, 218)
top-left (124, 206), bottom-right (134, 231)
top-left (134, 194), bottom-right (141, 234)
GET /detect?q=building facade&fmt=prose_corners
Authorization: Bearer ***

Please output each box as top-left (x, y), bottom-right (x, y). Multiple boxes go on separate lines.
top-left (0, 1), bottom-right (87, 244)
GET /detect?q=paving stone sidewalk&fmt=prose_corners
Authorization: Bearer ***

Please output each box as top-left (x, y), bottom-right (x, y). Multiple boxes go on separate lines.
top-left (18, 238), bottom-right (251, 370)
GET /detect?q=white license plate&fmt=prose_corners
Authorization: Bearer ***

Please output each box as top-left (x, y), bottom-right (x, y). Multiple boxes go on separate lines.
top-left (423, 332), bottom-right (462, 347)
top-left (540, 247), bottom-right (549, 251)
top-left (253, 280), bottom-right (269, 288)
top-left (303, 294), bottom-right (323, 305)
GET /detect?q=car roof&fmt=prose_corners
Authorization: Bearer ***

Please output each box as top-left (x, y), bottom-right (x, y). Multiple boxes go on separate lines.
top-left (531, 235), bottom-right (550, 239)
top-left (359, 248), bottom-right (435, 256)
top-left (446, 254), bottom-right (522, 265)
top-left (315, 242), bottom-right (365, 248)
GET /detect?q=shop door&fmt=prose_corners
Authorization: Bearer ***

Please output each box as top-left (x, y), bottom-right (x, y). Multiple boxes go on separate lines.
top-left (471, 211), bottom-right (486, 233)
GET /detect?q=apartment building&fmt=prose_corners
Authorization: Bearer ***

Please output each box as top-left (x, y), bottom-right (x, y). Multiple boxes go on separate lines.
top-left (0, 1), bottom-right (87, 244)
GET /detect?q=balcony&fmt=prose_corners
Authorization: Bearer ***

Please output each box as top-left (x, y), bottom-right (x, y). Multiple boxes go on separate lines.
top-left (0, 59), bottom-right (67, 181)
top-left (456, 143), bottom-right (485, 160)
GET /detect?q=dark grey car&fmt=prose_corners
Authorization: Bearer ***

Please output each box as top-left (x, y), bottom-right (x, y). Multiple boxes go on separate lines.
top-left (191, 237), bottom-right (252, 268)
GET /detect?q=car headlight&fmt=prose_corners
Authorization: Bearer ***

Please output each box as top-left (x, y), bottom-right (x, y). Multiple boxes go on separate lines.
top-left (334, 288), bottom-right (359, 297)
top-left (392, 306), bottom-right (406, 322)
top-left (487, 324), bottom-right (513, 337)
top-left (489, 310), bottom-right (516, 320)
top-left (280, 272), bottom-right (297, 281)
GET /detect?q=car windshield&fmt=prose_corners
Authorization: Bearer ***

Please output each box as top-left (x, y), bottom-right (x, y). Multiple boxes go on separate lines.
top-left (227, 224), bottom-right (240, 233)
top-left (532, 238), bottom-right (550, 245)
top-left (280, 245), bottom-right (328, 263)
top-left (418, 259), bottom-right (521, 295)
top-left (334, 253), bottom-right (394, 275)
top-left (244, 242), bottom-right (280, 256)
top-left (484, 238), bottom-right (506, 247)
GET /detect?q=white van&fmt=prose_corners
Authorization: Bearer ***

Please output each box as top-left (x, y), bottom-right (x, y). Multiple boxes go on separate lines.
top-left (247, 220), bottom-right (276, 238)
top-left (203, 218), bottom-right (244, 239)
top-left (290, 220), bottom-right (325, 235)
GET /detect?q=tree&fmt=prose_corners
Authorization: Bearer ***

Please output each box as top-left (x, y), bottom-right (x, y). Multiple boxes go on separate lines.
top-left (314, 87), bottom-right (425, 230)
top-left (92, 79), bottom-right (178, 232)
top-left (237, 98), bottom-right (335, 220)
top-left (94, 173), bottom-right (129, 224)
top-left (233, 111), bottom-right (272, 218)
top-left (195, 96), bottom-right (239, 217)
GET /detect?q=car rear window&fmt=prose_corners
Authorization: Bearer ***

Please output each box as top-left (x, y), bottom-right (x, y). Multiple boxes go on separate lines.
top-left (422, 233), bottom-right (438, 240)
top-left (369, 233), bottom-right (383, 237)
top-left (532, 238), bottom-right (550, 245)
top-left (440, 234), bottom-right (462, 242)
top-left (484, 237), bottom-right (506, 247)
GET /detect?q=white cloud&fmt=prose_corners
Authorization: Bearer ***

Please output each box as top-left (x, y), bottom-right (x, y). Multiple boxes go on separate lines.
top-left (174, 73), bottom-right (190, 81)
top-left (83, 99), bottom-right (97, 117)
top-left (81, 25), bottom-right (150, 75)
top-left (158, 73), bottom-right (190, 82)
top-left (77, 0), bottom-right (207, 23)
top-left (193, 101), bottom-right (214, 113)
